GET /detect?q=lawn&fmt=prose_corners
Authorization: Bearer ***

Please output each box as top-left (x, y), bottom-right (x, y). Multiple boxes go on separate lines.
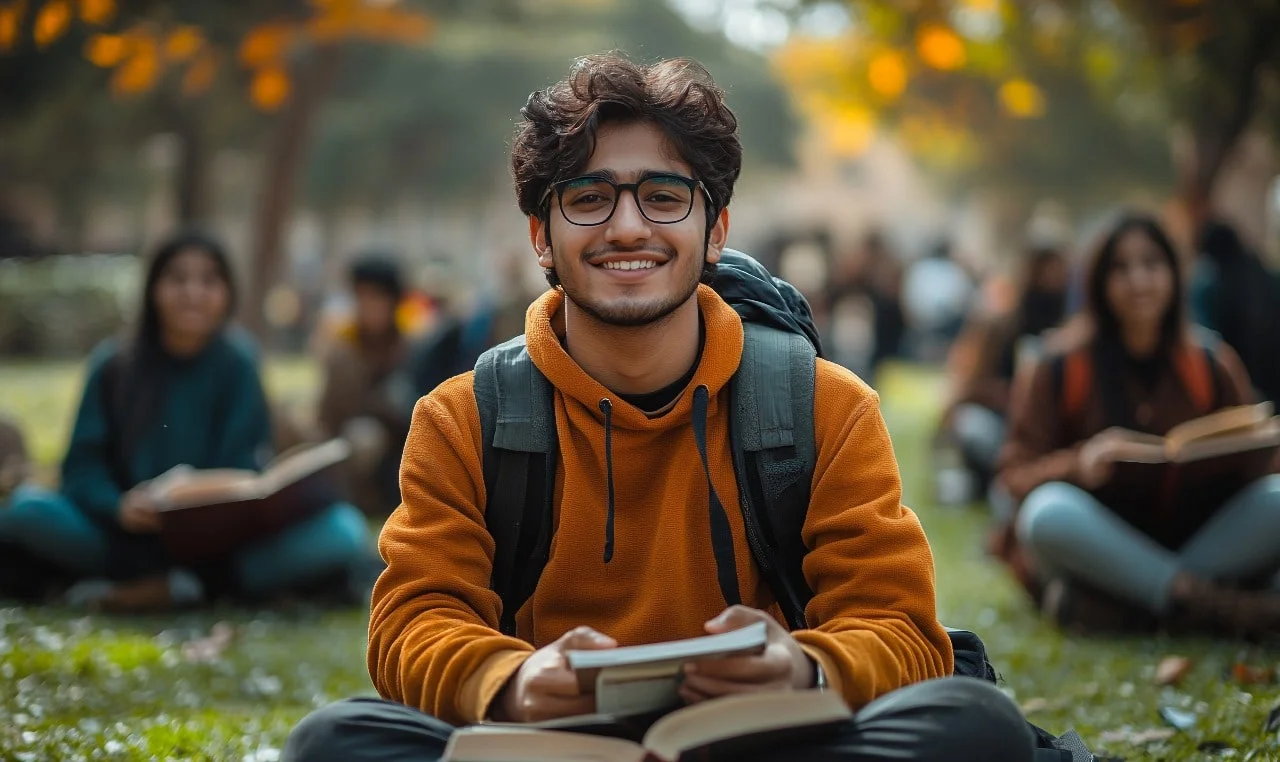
top-left (1, 357), bottom-right (1279, 760)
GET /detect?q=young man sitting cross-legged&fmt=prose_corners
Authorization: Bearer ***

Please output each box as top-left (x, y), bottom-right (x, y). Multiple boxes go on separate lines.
top-left (283, 54), bottom-right (1034, 762)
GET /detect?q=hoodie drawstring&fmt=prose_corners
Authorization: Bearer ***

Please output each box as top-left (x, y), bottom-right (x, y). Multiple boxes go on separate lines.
top-left (693, 386), bottom-right (742, 608)
top-left (599, 398), bottom-right (616, 563)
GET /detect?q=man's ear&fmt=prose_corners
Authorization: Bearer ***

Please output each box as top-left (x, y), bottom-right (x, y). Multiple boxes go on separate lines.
top-left (705, 207), bottom-right (730, 265)
top-left (529, 215), bottom-right (553, 268)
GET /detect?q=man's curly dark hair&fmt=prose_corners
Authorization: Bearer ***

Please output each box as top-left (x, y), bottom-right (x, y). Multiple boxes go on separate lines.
top-left (511, 54), bottom-right (743, 285)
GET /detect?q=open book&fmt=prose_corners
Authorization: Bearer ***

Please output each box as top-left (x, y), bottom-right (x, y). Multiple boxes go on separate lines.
top-left (1098, 403), bottom-right (1280, 516)
top-left (146, 439), bottom-right (351, 563)
top-left (1105, 403), bottom-right (1280, 464)
top-left (567, 622), bottom-right (767, 716)
top-left (443, 689), bottom-right (852, 762)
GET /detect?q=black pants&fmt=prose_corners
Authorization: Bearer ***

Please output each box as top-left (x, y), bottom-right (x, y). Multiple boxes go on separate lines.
top-left (283, 677), bottom-right (1035, 762)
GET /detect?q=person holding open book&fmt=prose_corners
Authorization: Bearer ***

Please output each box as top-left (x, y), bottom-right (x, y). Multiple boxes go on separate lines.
top-left (283, 55), bottom-right (1034, 762)
top-left (995, 212), bottom-right (1280, 635)
top-left (0, 230), bottom-right (375, 611)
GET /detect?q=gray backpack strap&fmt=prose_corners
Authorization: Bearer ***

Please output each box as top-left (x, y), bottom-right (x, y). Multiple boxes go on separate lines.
top-left (473, 335), bottom-right (556, 635)
top-left (730, 321), bottom-right (817, 630)
top-left (475, 335), bottom-right (554, 455)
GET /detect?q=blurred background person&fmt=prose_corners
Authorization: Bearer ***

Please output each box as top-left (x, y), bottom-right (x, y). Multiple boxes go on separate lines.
top-left (408, 251), bottom-right (534, 397)
top-left (936, 242), bottom-right (1071, 505)
top-left (0, 231), bottom-right (375, 611)
top-left (824, 229), bottom-right (906, 382)
top-left (1189, 219), bottom-right (1280, 404)
top-left (994, 212), bottom-right (1280, 637)
top-left (900, 238), bottom-right (976, 364)
top-left (311, 252), bottom-right (420, 517)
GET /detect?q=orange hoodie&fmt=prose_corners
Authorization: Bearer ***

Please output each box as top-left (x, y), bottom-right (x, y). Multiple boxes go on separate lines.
top-left (369, 285), bottom-right (952, 726)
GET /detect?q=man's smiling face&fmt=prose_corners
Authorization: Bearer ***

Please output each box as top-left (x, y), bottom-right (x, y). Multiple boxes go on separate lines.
top-left (534, 120), bottom-right (726, 327)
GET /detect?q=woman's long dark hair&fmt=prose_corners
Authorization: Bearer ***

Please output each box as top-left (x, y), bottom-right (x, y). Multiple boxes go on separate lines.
top-left (1014, 245), bottom-right (1068, 339)
top-left (1082, 212), bottom-right (1187, 427)
top-left (109, 230), bottom-right (237, 468)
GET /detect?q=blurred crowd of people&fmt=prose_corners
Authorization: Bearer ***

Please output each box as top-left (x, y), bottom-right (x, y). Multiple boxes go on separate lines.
top-left (1, 205), bottom-right (1278, 640)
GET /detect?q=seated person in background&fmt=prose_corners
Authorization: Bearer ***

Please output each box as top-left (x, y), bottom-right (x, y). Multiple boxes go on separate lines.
top-left (283, 54), bottom-right (1032, 762)
top-left (1189, 219), bottom-right (1280, 404)
top-left (0, 231), bottom-right (375, 612)
top-left (994, 212), bottom-right (1280, 636)
top-left (937, 244), bottom-right (1069, 503)
top-left (407, 256), bottom-right (531, 398)
top-left (0, 412), bottom-right (28, 502)
top-left (315, 254), bottom-right (418, 516)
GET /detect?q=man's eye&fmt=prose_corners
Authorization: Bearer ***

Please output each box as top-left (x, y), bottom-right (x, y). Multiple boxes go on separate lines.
top-left (570, 192), bottom-right (609, 205)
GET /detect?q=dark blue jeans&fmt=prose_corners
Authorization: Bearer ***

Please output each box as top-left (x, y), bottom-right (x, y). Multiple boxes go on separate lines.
top-left (283, 677), bottom-right (1035, 762)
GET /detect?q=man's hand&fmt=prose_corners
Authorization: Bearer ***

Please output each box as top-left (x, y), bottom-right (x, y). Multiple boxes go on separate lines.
top-left (118, 488), bottom-right (161, 533)
top-left (679, 605), bottom-right (815, 705)
top-left (1077, 428), bottom-right (1129, 489)
top-left (493, 626), bottom-right (617, 723)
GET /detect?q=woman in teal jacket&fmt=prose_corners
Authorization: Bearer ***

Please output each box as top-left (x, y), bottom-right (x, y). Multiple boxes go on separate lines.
top-left (1, 231), bottom-right (375, 610)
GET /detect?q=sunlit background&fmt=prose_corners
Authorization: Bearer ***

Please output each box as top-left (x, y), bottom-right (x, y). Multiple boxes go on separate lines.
top-left (5, 3), bottom-right (1280, 760)
top-left (3, 0), bottom-right (1278, 357)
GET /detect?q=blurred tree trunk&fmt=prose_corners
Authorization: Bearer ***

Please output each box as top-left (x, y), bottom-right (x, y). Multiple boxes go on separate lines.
top-left (244, 43), bottom-right (344, 340)
top-left (1173, 10), bottom-right (1280, 232)
top-left (166, 98), bottom-right (208, 224)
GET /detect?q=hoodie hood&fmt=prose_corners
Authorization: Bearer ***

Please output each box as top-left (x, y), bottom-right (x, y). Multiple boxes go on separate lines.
top-left (523, 284), bottom-right (745, 428)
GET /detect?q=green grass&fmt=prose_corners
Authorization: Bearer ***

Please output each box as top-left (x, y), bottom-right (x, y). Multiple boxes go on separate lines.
top-left (1, 358), bottom-right (1279, 760)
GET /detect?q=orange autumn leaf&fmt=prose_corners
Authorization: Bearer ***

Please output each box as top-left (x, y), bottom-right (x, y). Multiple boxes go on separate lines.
top-left (84, 32), bottom-right (127, 66)
top-left (250, 66), bottom-right (291, 110)
top-left (164, 25), bottom-right (203, 61)
top-left (305, 13), bottom-right (349, 43)
top-left (0, 4), bottom-right (24, 53)
top-left (182, 50), bottom-right (217, 95)
top-left (998, 78), bottom-right (1046, 118)
top-left (239, 24), bottom-right (291, 68)
top-left (362, 7), bottom-right (432, 44)
top-left (110, 35), bottom-right (159, 95)
top-left (867, 50), bottom-right (908, 99)
top-left (34, 0), bottom-right (72, 48)
top-left (917, 24), bottom-right (966, 71)
top-left (77, 0), bottom-right (112, 25)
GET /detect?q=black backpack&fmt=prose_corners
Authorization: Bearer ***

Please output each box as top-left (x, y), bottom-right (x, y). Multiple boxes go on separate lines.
top-left (472, 249), bottom-right (1081, 760)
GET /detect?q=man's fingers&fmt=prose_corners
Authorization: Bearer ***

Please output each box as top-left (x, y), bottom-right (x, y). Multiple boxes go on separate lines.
top-left (678, 684), bottom-right (713, 705)
top-left (558, 625), bottom-right (617, 650)
top-left (519, 694), bottom-right (596, 722)
top-left (704, 604), bottom-right (769, 634)
top-left (526, 664), bottom-right (588, 698)
top-left (681, 670), bottom-right (781, 698)
top-left (686, 653), bottom-right (788, 683)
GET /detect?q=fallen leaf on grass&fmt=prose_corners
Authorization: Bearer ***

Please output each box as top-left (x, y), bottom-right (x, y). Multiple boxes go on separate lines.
top-left (1154, 655), bottom-right (1193, 686)
top-left (1019, 697), bottom-right (1067, 715)
top-left (181, 622), bottom-right (235, 663)
top-left (1099, 727), bottom-right (1176, 745)
top-left (1231, 662), bottom-right (1275, 685)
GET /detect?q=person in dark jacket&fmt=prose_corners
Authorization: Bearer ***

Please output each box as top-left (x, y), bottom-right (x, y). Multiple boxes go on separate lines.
top-left (995, 212), bottom-right (1280, 636)
top-left (1188, 219), bottom-right (1280, 403)
top-left (0, 231), bottom-right (374, 611)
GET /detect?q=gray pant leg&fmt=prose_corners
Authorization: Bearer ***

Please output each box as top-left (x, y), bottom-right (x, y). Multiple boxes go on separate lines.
top-left (749, 677), bottom-right (1035, 762)
top-left (952, 403), bottom-right (1006, 475)
top-left (1017, 482), bottom-right (1180, 613)
top-left (1177, 474), bottom-right (1280, 583)
top-left (282, 697), bottom-right (452, 762)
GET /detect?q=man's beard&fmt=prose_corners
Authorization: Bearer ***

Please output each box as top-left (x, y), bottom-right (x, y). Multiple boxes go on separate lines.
top-left (556, 244), bottom-right (704, 327)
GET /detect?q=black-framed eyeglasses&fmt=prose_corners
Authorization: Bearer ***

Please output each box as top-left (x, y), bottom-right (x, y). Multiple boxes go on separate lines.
top-left (541, 172), bottom-right (710, 227)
